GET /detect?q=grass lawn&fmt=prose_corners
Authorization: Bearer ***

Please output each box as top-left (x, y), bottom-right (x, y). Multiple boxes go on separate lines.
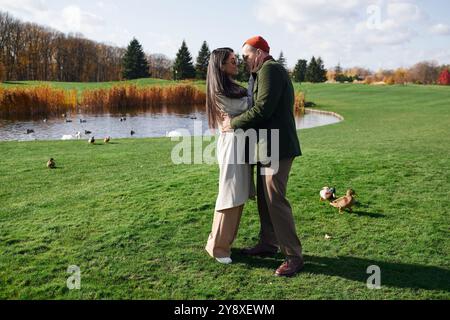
top-left (0, 82), bottom-right (449, 299)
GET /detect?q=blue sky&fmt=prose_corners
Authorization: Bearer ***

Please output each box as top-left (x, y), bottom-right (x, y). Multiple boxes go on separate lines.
top-left (1, 0), bottom-right (449, 70)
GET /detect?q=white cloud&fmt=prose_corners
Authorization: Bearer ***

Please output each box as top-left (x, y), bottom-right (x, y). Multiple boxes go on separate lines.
top-left (0, 0), bottom-right (105, 39)
top-left (58, 5), bottom-right (105, 34)
top-left (387, 2), bottom-right (422, 22)
top-left (253, 0), bottom-right (450, 68)
top-left (0, 0), bottom-right (47, 16)
top-left (430, 23), bottom-right (450, 36)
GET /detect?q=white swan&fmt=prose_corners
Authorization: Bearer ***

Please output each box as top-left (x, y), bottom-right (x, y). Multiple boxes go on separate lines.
top-left (166, 130), bottom-right (183, 138)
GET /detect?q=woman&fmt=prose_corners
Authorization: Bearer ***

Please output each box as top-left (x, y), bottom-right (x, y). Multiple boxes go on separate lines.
top-left (204, 48), bottom-right (256, 264)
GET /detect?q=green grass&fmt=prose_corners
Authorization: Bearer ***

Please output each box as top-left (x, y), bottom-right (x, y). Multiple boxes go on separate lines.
top-left (0, 82), bottom-right (449, 299)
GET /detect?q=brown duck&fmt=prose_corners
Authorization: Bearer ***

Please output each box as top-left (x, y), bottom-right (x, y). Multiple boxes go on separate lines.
top-left (330, 189), bottom-right (356, 214)
top-left (47, 158), bottom-right (56, 169)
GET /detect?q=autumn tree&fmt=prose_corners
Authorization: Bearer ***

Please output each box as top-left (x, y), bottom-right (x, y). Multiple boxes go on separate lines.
top-left (393, 68), bottom-right (408, 84)
top-left (0, 11), bottom-right (125, 82)
top-left (0, 61), bottom-right (5, 82)
top-left (148, 53), bottom-right (173, 80)
top-left (407, 61), bottom-right (440, 84)
top-left (438, 69), bottom-right (450, 85)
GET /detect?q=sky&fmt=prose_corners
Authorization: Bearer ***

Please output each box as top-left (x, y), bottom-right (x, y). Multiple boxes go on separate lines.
top-left (1, 0), bottom-right (450, 70)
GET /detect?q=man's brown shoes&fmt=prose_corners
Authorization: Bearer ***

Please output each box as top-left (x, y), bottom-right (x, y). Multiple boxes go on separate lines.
top-left (241, 245), bottom-right (304, 277)
top-left (275, 258), bottom-right (304, 277)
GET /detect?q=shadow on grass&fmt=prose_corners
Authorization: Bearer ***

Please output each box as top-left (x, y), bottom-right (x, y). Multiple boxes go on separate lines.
top-left (352, 211), bottom-right (386, 218)
top-left (90, 142), bottom-right (120, 146)
top-left (232, 250), bottom-right (450, 292)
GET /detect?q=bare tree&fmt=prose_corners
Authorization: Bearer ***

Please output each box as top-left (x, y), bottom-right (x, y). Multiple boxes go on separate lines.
top-left (0, 11), bottom-right (125, 82)
top-left (408, 61), bottom-right (440, 84)
top-left (148, 53), bottom-right (173, 80)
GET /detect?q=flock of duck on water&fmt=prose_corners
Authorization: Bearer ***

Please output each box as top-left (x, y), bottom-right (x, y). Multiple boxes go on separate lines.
top-left (24, 111), bottom-right (192, 141)
top-left (25, 113), bottom-right (136, 143)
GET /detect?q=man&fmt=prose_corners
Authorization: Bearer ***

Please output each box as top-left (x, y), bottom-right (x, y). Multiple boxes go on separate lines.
top-left (222, 36), bottom-right (304, 277)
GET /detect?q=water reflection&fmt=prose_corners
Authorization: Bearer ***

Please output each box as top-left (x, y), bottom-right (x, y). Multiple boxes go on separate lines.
top-left (0, 105), bottom-right (342, 141)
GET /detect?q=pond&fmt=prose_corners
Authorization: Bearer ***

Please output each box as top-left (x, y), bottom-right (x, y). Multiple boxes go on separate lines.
top-left (0, 106), bottom-right (342, 141)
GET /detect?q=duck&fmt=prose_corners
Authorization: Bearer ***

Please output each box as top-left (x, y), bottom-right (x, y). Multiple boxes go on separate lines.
top-left (84, 130), bottom-right (92, 135)
top-left (26, 129), bottom-right (34, 134)
top-left (79, 119), bottom-right (87, 123)
top-left (330, 189), bottom-right (357, 214)
top-left (47, 158), bottom-right (56, 169)
top-left (65, 119), bottom-right (72, 123)
top-left (88, 136), bottom-right (95, 144)
top-left (130, 130), bottom-right (135, 136)
top-left (120, 117), bottom-right (127, 122)
top-left (320, 186), bottom-right (336, 201)
top-left (104, 136), bottom-right (111, 143)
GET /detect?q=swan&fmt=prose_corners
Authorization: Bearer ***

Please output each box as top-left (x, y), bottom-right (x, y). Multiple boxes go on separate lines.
top-left (166, 130), bottom-right (183, 138)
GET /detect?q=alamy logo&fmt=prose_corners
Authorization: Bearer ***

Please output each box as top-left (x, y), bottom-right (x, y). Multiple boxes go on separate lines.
top-left (366, 265), bottom-right (381, 289)
top-left (170, 121), bottom-right (281, 175)
top-left (67, 265), bottom-right (81, 290)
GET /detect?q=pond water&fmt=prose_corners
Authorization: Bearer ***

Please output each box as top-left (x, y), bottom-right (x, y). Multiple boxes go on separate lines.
top-left (0, 106), bottom-right (342, 141)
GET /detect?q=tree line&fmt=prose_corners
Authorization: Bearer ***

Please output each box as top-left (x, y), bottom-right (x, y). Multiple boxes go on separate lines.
top-left (0, 11), bottom-right (124, 82)
top-left (1, 11), bottom-right (449, 85)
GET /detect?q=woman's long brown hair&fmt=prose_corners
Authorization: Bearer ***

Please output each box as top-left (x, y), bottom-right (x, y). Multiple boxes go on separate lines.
top-left (206, 48), bottom-right (248, 129)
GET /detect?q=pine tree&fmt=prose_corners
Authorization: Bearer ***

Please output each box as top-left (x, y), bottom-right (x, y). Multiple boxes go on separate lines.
top-left (316, 57), bottom-right (327, 82)
top-left (292, 59), bottom-right (307, 83)
top-left (173, 40), bottom-right (196, 80)
top-left (122, 38), bottom-right (150, 80)
top-left (306, 56), bottom-right (327, 83)
top-left (277, 51), bottom-right (287, 69)
top-left (305, 56), bottom-right (317, 82)
top-left (236, 53), bottom-right (250, 82)
top-left (195, 41), bottom-right (210, 80)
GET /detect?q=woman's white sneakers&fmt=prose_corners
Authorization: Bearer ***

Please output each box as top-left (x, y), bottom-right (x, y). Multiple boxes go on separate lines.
top-left (216, 257), bottom-right (232, 264)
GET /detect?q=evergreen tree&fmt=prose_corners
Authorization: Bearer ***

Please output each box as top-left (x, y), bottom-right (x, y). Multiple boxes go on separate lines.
top-left (305, 56), bottom-right (317, 82)
top-left (236, 53), bottom-right (250, 82)
top-left (306, 56), bottom-right (327, 83)
top-left (122, 38), bottom-right (150, 80)
top-left (173, 40), bottom-right (196, 80)
top-left (316, 57), bottom-right (327, 82)
top-left (277, 51), bottom-right (287, 69)
top-left (292, 59), bottom-right (307, 83)
top-left (195, 41), bottom-right (211, 80)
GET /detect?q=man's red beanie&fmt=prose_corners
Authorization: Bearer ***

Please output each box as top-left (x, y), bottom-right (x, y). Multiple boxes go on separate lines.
top-left (244, 36), bottom-right (270, 53)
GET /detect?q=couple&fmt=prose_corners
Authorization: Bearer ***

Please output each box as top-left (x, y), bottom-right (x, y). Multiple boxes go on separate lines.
top-left (204, 36), bottom-right (304, 277)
